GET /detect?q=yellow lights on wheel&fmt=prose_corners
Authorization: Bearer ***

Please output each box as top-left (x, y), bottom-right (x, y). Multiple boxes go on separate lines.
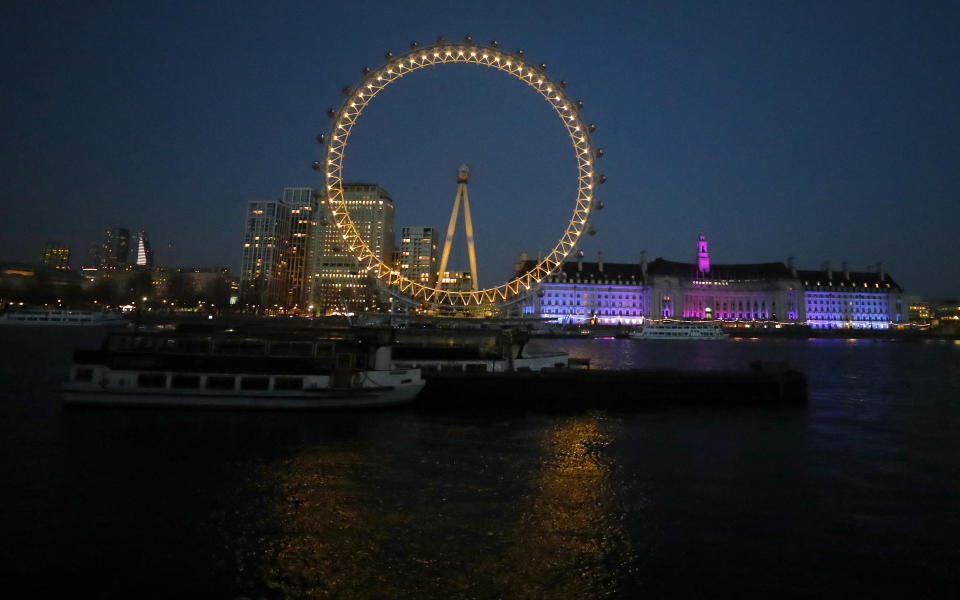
top-left (318, 43), bottom-right (597, 308)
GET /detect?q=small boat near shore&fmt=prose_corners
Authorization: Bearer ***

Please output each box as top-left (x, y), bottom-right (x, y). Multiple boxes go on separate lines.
top-left (629, 321), bottom-right (729, 340)
top-left (62, 329), bottom-right (424, 409)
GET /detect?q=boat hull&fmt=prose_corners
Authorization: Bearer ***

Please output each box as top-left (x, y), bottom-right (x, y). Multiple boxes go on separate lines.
top-left (61, 381), bottom-right (423, 409)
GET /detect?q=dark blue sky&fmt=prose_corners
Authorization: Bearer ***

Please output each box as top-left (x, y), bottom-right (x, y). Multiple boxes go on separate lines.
top-left (2, 1), bottom-right (958, 298)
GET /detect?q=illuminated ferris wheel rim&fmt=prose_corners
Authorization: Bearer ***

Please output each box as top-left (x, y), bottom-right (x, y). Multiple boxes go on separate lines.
top-left (318, 39), bottom-right (604, 306)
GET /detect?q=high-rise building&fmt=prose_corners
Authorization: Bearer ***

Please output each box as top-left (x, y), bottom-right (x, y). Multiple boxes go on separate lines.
top-left (311, 184), bottom-right (395, 314)
top-left (280, 187), bottom-right (318, 309)
top-left (439, 270), bottom-right (473, 292)
top-left (99, 227), bottom-right (130, 269)
top-left (399, 226), bottom-right (438, 287)
top-left (134, 229), bottom-right (153, 269)
top-left (239, 200), bottom-right (291, 308)
top-left (40, 242), bottom-right (71, 270)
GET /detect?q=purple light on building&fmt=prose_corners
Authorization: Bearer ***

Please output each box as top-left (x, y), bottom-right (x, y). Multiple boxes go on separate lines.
top-left (697, 233), bottom-right (710, 274)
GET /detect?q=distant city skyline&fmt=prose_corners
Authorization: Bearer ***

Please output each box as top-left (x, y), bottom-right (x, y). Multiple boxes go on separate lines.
top-left (2, 2), bottom-right (959, 298)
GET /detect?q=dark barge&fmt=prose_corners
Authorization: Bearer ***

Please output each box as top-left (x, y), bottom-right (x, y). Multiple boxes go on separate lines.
top-left (415, 362), bottom-right (807, 409)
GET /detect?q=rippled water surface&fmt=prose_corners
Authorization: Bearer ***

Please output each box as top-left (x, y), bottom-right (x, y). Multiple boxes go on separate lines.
top-left (1, 328), bottom-right (958, 597)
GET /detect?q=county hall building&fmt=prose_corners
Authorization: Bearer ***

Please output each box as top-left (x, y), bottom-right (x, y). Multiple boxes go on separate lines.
top-left (520, 234), bottom-right (906, 329)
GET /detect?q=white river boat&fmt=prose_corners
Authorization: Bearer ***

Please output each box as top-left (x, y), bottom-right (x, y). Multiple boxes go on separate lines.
top-left (0, 309), bottom-right (126, 326)
top-left (629, 321), bottom-right (730, 340)
top-left (62, 329), bottom-right (424, 409)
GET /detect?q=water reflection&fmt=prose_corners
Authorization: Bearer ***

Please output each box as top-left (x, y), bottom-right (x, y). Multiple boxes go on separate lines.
top-left (500, 413), bottom-right (640, 598)
top-left (233, 413), bottom-right (641, 598)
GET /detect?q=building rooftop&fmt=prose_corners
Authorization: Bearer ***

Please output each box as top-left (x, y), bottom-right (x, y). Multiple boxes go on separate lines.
top-left (517, 259), bottom-right (647, 283)
top-left (517, 258), bottom-right (903, 291)
top-left (646, 258), bottom-right (793, 280)
top-left (796, 269), bottom-right (901, 291)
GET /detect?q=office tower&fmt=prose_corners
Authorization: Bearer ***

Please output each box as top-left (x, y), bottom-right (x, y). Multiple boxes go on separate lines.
top-left (399, 226), bottom-right (438, 286)
top-left (135, 229), bottom-right (153, 269)
top-left (239, 200), bottom-right (291, 308)
top-left (40, 243), bottom-right (71, 270)
top-left (99, 227), bottom-right (130, 269)
top-left (280, 187), bottom-right (318, 309)
top-left (438, 270), bottom-right (474, 292)
top-left (311, 184), bottom-right (395, 314)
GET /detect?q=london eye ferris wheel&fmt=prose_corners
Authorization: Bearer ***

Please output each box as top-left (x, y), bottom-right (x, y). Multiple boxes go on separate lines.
top-left (314, 36), bottom-right (606, 307)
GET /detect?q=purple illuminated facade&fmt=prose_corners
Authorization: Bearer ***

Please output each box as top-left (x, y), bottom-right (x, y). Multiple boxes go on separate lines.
top-left (798, 263), bottom-right (903, 329)
top-left (533, 258), bottom-right (649, 325)
top-left (518, 235), bottom-right (905, 329)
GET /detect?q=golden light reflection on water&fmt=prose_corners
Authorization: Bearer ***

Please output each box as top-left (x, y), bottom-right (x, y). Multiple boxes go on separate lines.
top-left (499, 414), bottom-right (638, 598)
top-left (233, 416), bottom-right (641, 598)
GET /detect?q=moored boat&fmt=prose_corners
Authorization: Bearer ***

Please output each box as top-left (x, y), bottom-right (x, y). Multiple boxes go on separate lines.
top-left (0, 309), bottom-right (126, 326)
top-left (61, 329), bottom-right (424, 409)
top-left (629, 321), bottom-right (729, 340)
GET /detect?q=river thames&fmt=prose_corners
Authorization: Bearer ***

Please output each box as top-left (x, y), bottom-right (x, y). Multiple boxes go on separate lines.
top-left (1, 327), bottom-right (958, 598)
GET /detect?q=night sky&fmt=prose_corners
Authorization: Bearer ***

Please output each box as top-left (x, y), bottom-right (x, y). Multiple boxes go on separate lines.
top-left (2, 1), bottom-right (958, 298)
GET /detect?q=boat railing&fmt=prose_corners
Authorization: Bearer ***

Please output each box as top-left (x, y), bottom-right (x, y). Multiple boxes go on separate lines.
top-left (103, 333), bottom-right (350, 361)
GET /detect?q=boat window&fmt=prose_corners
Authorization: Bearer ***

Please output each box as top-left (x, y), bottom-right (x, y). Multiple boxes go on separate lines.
top-left (170, 375), bottom-right (200, 389)
top-left (206, 376), bottom-right (235, 390)
top-left (75, 368), bottom-right (94, 382)
top-left (289, 342), bottom-right (313, 356)
top-left (268, 342), bottom-right (291, 356)
top-left (180, 338), bottom-right (211, 354)
top-left (158, 338), bottom-right (180, 353)
top-left (137, 373), bottom-right (167, 388)
top-left (268, 342), bottom-right (314, 357)
top-left (274, 377), bottom-right (303, 391)
top-left (215, 339), bottom-right (266, 356)
top-left (240, 376), bottom-right (269, 391)
top-left (133, 337), bottom-right (158, 350)
top-left (315, 344), bottom-right (335, 358)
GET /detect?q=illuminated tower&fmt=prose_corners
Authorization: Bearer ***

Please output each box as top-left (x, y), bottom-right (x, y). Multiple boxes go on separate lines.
top-left (135, 229), bottom-right (153, 268)
top-left (438, 164), bottom-right (478, 291)
top-left (697, 233), bottom-right (710, 274)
